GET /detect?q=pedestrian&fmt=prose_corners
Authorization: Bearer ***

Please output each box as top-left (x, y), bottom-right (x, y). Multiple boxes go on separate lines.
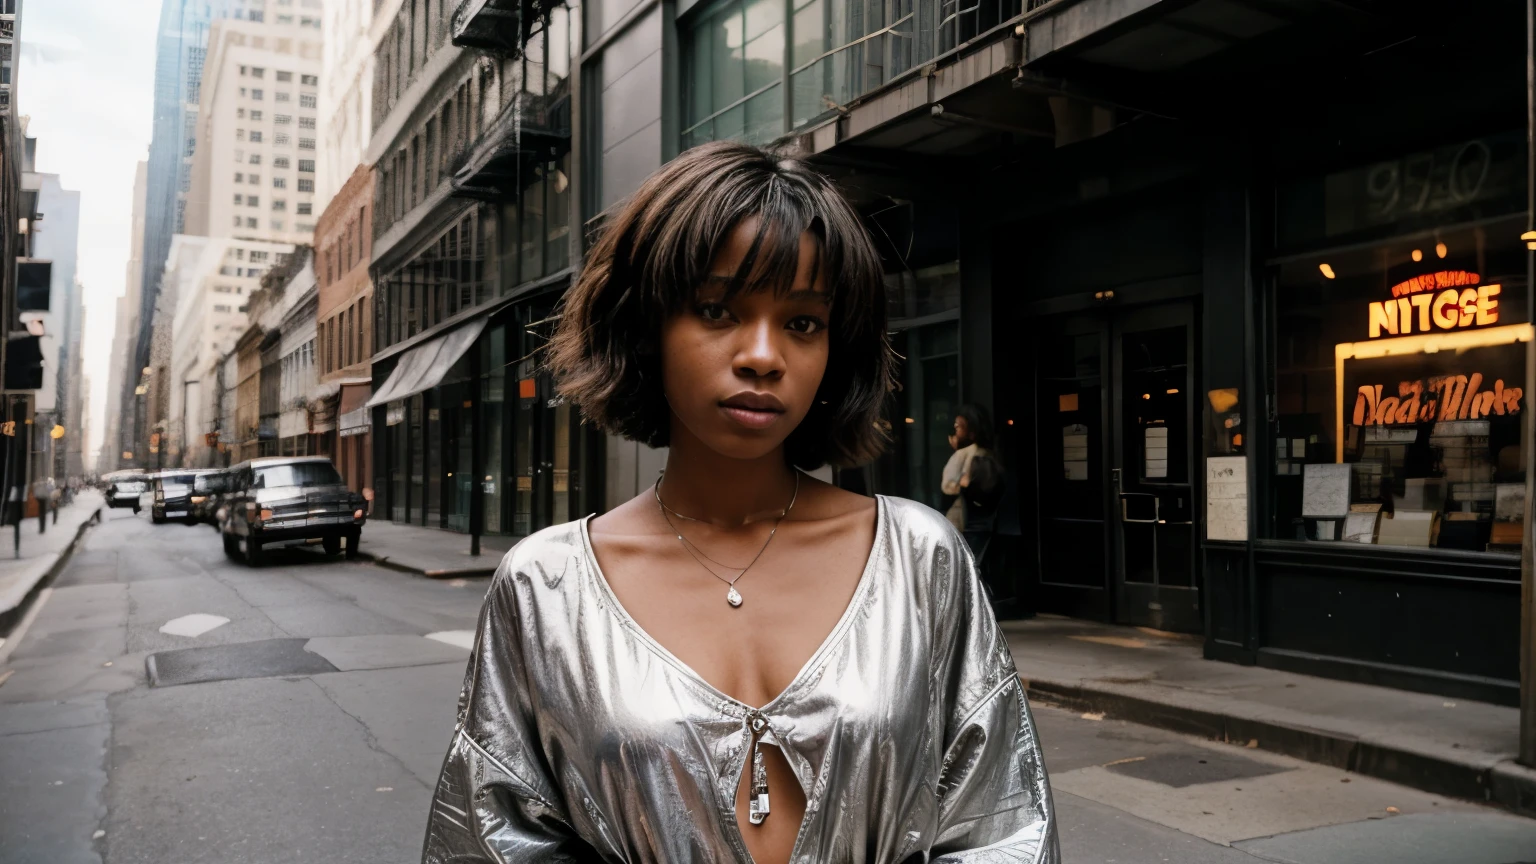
top-left (421, 141), bottom-right (1057, 864)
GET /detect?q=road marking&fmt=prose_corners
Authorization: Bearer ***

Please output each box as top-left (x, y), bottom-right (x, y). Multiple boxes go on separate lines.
top-left (425, 630), bottom-right (474, 651)
top-left (159, 613), bottom-right (230, 638)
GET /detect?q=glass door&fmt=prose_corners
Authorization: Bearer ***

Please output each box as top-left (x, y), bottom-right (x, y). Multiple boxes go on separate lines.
top-left (1112, 304), bottom-right (1200, 632)
top-left (1033, 319), bottom-right (1112, 620)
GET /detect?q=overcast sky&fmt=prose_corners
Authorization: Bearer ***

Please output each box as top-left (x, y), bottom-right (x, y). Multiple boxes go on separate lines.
top-left (19, 0), bottom-right (161, 469)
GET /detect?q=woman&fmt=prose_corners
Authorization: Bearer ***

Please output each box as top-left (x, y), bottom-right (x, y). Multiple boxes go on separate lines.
top-left (422, 141), bottom-right (1057, 864)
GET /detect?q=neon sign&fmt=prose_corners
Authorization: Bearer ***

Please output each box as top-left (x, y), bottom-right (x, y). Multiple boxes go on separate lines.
top-left (1368, 271), bottom-right (1500, 338)
top-left (1352, 373), bottom-right (1522, 426)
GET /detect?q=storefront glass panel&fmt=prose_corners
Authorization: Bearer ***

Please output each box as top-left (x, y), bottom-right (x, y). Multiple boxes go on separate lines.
top-left (1269, 217), bottom-right (1529, 554)
top-left (409, 394), bottom-right (425, 523)
top-left (482, 325), bottom-right (507, 533)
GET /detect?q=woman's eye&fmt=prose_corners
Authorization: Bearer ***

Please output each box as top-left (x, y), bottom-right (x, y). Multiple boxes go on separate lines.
top-left (697, 303), bottom-right (729, 322)
top-left (788, 316), bottom-right (826, 335)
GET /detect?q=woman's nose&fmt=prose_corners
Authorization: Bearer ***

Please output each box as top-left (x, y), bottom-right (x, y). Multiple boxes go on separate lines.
top-left (734, 317), bottom-right (785, 380)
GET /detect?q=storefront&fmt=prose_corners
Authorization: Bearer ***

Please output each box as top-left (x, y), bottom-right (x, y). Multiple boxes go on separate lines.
top-left (368, 290), bottom-right (602, 537)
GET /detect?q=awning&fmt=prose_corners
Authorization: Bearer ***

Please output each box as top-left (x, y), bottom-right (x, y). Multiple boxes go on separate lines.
top-left (365, 320), bottom-right (486, 409)
top-left (338, 383), bottom-right (372, 438)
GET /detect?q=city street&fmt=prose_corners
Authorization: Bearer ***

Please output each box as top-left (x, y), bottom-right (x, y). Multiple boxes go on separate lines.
top-left (0, 507), bottom-right (1533, 864)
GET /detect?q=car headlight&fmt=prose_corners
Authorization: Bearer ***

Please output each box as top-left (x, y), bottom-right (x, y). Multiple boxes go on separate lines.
top-left (190, 496), bottom-right (206, 504)
top-left (353, 509), bottom-right (365, 520)
top-left (258, 508), bottom-right (273, 522)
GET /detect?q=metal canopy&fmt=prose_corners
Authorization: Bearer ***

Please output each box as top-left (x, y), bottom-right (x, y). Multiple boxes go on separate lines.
top-left (365, 319), bottom-right (487, 409)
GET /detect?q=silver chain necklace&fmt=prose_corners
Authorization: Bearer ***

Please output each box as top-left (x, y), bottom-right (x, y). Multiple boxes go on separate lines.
top-left (654, 471), bottom-right (800, 608)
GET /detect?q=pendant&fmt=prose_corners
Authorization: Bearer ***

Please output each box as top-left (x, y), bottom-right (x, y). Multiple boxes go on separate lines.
top-left (726, 586), bottom-right (743, 607)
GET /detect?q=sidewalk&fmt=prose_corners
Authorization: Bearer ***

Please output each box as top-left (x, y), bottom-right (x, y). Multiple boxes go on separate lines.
top-left (355, 519), bottom-right (515, 578)
top-left (0, 490), bottom-right (103, 631)
top-left (1004, 615), bottom-right (1536, 817)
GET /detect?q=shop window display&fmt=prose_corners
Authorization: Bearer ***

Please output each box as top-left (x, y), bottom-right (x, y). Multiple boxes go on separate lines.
top-left (1270, 218), bottom-right (1530, 553)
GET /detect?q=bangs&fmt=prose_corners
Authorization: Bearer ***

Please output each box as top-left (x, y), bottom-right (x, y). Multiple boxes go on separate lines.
top-left (634, 158), bottom-right (875, 331)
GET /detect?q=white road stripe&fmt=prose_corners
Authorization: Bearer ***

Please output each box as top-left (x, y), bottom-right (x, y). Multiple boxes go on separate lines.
top-left (424, 630), bottom-right (474, 651)
top-left (159, 613), bottom-right (230, 638)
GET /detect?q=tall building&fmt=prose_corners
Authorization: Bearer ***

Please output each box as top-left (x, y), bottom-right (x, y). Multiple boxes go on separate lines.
top-left (101, 158), bottom-right (148, 471)
top-left (183, 13), bottom-right (325, 246)
top-left (0, 0), bottom-right (33, 510)
top-left (19, 147), bottom-right (80, 484)
top-left (317, 0), bottom-right (377, 212)
top-left (164, 234), bottom-right (294, 465)
top-left (130, 0), bottom-right (238, 465)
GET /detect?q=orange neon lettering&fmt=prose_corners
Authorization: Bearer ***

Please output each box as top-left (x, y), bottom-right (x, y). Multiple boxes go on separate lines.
top-left (1477, 284), bottom-right (1501, 326)
top-left (1410, 293), bottom-right (1433, 332)
top-left (1431, 289), bottom-right (1461, 329)
top-left (1369, 301), bottom-right (1398, 338)
top-left (1458, 288), bottom-right (1479, 327)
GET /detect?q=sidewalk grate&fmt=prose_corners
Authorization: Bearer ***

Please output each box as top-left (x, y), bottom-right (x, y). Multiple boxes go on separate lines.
top-left (146, 638), bottom-right (338, 687)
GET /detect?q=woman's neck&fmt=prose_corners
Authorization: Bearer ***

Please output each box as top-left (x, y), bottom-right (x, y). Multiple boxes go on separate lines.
top-left (658, 426), bottom-right (800, 530)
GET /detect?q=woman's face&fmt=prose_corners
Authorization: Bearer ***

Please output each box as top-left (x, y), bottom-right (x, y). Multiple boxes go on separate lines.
top-left (660, 216), bottom-right (831, 462)
top-left (953, 416), bottom-right (971, 445)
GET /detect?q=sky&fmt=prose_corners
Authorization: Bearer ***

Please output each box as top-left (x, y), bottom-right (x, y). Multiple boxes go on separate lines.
top-left (18, 0), bottom-right (162, 471)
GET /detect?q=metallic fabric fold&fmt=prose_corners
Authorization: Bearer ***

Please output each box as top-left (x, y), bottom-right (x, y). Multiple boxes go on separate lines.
top-left (422, 495), bottom-right (1060, 864)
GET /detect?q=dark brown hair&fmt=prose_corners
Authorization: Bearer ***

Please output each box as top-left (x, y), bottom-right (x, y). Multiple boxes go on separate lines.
top-left (547, 140), bottom-right (894, 469)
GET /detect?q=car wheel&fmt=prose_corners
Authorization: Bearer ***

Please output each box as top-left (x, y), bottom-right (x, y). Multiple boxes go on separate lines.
top-left (133, 505), bottom-right (141, 515)
top-left (152, 511), bottom-right (165, 525)
top-left (222, 532), bottom-right (239, 558)
top-left (344, 530), bottom-right (361, 560)
top-left (244, 536), bottom-right (263, 567)
top-left (322, 535), bottom-right (341, 556)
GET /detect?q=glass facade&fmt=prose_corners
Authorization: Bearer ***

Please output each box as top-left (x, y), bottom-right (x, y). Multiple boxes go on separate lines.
top-left (681, 0), bottom-right (1023, 146)
top-left (1268, 160), bottom-right (1531, 554)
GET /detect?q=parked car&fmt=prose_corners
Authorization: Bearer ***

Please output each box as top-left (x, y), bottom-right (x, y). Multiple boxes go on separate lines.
top-left (220, 457), bottom-right (366, 566)
top-left (190, 470), bottom-right (231, 525)
top-left (151, 470), bottom-right (214, 524)
top-left (105, 473), bottom-right (148, 512)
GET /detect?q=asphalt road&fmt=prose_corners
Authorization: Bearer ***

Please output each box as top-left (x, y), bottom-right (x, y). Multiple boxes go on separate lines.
top-left (1, 507), bottom-right (1534, 864)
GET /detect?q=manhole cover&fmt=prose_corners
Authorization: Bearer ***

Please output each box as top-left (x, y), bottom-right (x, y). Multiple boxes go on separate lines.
top-left (1107, 748), bottom-right (1291, 788)
top-left (146, 638), bottom-right (338, 687)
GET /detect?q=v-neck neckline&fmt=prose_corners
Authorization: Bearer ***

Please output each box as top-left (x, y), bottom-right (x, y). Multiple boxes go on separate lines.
top-left (578, 494), bottom-right (886, 716)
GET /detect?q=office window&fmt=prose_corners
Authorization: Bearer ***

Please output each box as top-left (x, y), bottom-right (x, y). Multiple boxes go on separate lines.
top-left (250, 251), bottom-right (269, 261)
top-left (249, 196), bottom-right (260, 207)
top-left (274, 157), bottom-right (291, 168)
top-left (249, 130), bottom-right (263, 142)
top-left (278, 14), bottom-right (294, 24)
top-left (252, 67), bottom-right (265, 79)
top-left (233, 216), bottom-right (242, 227)
top-left (273, 199), bottom-right (287, 211)
top-left (234, 172), bottom-right (244, 182)
top-left (237, 107), bottom-right (246, 119)
top-left (276, 133), bottom-right (291, 146)
top-left (276, 92), bottom-right (292, 102)
top-left (234, 194), bottom-right (244, 205)
top-left (236, 128), bottom-right (245, 140)
top-left (298, 116), bottom-right (315, 130)
top-left (298, 178), bottom-right (313, 192)
top-left (252, 89), bottom-right (264, 100)
top-left (299, 138), bottom-right (315, 150)
top-left (246, 218), bottom-right (258, 228)
top-left (239, 65), bottom-right (248, 75)
top-left (249, 174), bottom-right (261, 185)
top-left (235, 149), bottom-right (245, 163)
top-left (272, 220), bottom-right (285, 230)
top-left (275, 114), bottom-right (292, 124)
top-left (273, 177), bottom-right (287, 189)
top-left (300, 93), bottom-right (317, 109)
top-left (276, 71), bottom-right (293, 82)
top-left (681, 0), bottom-right (785, 147)
top-left (301, 74), bottom-right (318, 85)
top-left (298, 159), bottom-right (315, 172)
top-left (251, 110), bottom-right (263, 121)
top-left (250, 154), bottom-right (262, 164)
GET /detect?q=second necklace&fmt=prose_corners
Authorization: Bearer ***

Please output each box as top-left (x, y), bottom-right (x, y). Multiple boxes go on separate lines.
top-left (654, 471), bottom-right (800, 608)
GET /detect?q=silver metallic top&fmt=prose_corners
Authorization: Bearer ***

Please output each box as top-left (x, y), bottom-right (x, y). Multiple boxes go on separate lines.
top-left (422, 495), bottom-right (1059, 863)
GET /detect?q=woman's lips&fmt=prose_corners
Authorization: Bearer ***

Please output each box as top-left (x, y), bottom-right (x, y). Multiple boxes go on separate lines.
top-left (720, 405), bottom-right (783, 430)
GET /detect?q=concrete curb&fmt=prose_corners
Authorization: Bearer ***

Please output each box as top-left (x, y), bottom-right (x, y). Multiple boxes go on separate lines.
top-left (0, 507), bottom-right (101, 636)
top-left (355, 551), bottom-right (496, 580)
top-left (1023, 676), bottom-right (1536, 818)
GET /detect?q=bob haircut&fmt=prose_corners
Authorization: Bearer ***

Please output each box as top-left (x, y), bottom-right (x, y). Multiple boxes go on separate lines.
top-left (548, 140), bottom-right (895, 470)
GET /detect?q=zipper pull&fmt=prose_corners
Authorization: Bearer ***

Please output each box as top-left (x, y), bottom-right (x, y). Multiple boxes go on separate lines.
top-left (747, 714), bottom-right (770, 825)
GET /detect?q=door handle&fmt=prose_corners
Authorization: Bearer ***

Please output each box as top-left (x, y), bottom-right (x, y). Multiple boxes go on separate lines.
top-left (1120, 494), bottom-right (1159, 524)
top-left (1157, 519), bottom-right (1194, 525)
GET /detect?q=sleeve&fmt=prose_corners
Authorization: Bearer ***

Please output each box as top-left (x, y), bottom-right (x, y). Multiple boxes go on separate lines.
top-left (927, 527), bottom-right (1060, 864)
top-left (421, 562), bottom-right (602, 864)
top-left (940, 449), bottom-right (970, 496)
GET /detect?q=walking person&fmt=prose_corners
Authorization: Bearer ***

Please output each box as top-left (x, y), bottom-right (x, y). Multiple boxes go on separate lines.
top-left (421, 142), bottom-right (1057, 864)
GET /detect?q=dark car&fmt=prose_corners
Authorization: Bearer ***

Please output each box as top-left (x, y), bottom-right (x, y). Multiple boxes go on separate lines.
top-left (190, 470), bottom-right (231, 525)
top-left (151, 471), bottom-right (210, 524)
top-left (105, 473), bottom-right (147, 512)
top-left (220, 457), bottom-right (366, 566)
